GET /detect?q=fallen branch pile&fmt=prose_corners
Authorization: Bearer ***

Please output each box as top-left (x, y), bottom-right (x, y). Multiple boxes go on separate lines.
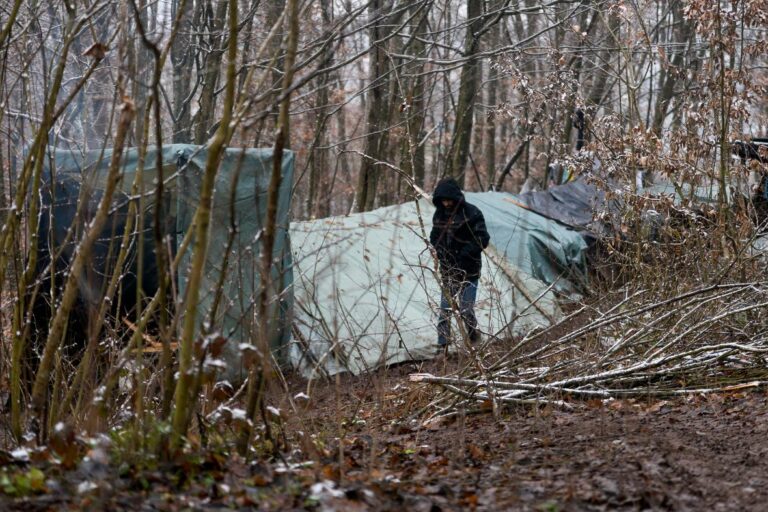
top-left (411, 281), bottom-right (768, 421)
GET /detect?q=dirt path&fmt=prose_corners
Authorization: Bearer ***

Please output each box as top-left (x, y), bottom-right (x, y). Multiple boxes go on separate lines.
top-left (387, 395), bottom-right (768, 511)
top-left (4, 367), bottom-right (768, 511)
top-left (299, 368), bottom-right (768, 511)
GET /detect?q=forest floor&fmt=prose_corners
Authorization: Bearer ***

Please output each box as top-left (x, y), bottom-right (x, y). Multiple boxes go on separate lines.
top-left (273, 362), bottom-right (768, 512)
top-left (3, 354), bottom-right (768, 511)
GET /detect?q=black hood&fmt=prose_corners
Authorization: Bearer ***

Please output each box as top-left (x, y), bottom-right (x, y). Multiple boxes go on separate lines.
top-left (432, 177), bottom-right (465, 207)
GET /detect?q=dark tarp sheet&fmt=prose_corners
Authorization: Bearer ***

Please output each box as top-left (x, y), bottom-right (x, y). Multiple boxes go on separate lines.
top-left (513, 178), bottom-right (616, 233)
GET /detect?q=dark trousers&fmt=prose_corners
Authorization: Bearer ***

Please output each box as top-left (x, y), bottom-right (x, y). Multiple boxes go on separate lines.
top-left (437, 278), bottom-right (479, 346)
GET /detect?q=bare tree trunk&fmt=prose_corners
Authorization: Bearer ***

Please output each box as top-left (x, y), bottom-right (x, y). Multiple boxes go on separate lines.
top-left (307, 0), bottom-right (333, 218)
top-left (193, 0), bottom-right (229, 144)
top-left (355, 0), bottom-right (392, 212)
top-left (131, 0), bottom-right (154, 144)
top-left (173, 0), bottom-right (238, 449)
top-left (335, 76), bottom-right (352, 215)
top-left (587, 10), bottom-right (620, 114)
top-left (395, 2), bottom-right (429, 192)
top-left (239, 0), bottom-right (299, 456)
top-left (64, 5), bottom-right (117, 149)
top-left (484, 29), bottom-right (499, 189)
top-left (247, 0), bottom-right (285, 149)
top-left (651, 3), bottom-right (693, 136)
top-left (445, 0), bottom-right (482, 186)
top-left (715, 0), bottom-right (730, 214)
top-left (0, 0), bottom-right (23, 50)
top-left (171, 0), bottom-right (194, 143)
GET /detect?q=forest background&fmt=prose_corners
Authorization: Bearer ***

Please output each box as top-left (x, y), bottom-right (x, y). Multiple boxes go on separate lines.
top-left (1, 0), bottom-right (768, 508)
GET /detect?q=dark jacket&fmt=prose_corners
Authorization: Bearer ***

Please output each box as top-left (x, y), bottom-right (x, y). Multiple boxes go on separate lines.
top-left (429, 178), bottom-right (490, 281)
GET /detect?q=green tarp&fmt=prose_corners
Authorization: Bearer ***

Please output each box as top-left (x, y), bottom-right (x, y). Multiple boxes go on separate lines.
top-left (39, 145), bottom-right (294, 381)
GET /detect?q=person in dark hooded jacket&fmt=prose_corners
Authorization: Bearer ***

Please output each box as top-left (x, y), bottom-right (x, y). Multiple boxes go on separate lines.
top-left (429, 177), bottom-right (490, 347)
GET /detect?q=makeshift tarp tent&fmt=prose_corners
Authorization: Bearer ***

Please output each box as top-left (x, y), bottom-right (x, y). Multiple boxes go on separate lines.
top-left (32, 145), bottom-right (294, 381)
top-left (466, 192), bottom-right (589, 297)
top-left (289, 196), bottom-right (565, 377)
top-left (512, 178), bottom-right (617, 235)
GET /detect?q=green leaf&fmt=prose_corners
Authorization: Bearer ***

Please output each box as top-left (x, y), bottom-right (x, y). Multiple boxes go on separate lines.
top-left (13, 473), bottom-right (31, 495)
top-left (1, 473), bottom-right (17, 496)
top-left (28, 468), bottom-right (46, 492)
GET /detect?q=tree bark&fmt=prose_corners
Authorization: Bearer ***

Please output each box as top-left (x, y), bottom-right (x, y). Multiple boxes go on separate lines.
top-left (173, 0), bottom-right (238, 449)
top-left (239, 0), bottom-right (299, 456)
top-left (445, 0), bottom-right (482, 186)
top-left (484, 24), bottom-right (499, 189)
top-left (651, 3), bottom-right (693, 137)
top-left (355, 0), bottom-right (392, 212)
top-left (171, 0), bottom-right (194, 143)
top-left (307, 0), bottom-right (333, 218)
top-left (193, 0), bottom-right (229, 144)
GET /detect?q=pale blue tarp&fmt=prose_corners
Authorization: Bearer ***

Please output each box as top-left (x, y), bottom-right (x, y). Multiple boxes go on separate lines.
top-left (289, 198), bottom-right (563, 376)
top-left (466, 192), bottom-right (589, 297)
top-left (643, 181), bottom-right (748, 206)
top-left (643, 182), bottom-right (725, 204)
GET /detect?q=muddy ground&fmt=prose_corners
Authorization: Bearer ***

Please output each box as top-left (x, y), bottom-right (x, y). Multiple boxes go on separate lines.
top-left (4, 359), bottom-right (768, 511)
top-left (288, 362), bottom-right (768, 512)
